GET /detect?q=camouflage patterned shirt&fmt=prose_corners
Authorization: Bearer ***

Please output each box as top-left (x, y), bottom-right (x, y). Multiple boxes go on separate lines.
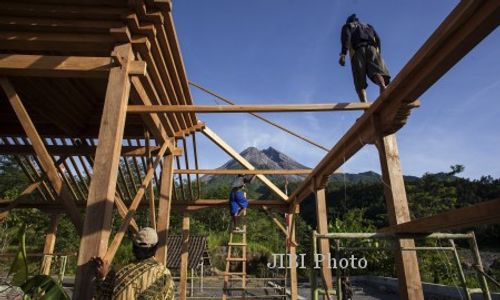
top-left (95, 257), bottom-right (175, 300)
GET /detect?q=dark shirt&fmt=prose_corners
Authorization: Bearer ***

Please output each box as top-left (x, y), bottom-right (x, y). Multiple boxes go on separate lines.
top-left (340, 22), bottom-right (381, 55)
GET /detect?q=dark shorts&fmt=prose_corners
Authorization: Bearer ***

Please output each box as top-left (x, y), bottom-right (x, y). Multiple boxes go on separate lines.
top-left (351, 45), bottom-right (390, 91)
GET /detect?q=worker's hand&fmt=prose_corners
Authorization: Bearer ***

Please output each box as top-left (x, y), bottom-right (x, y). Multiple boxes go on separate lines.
top-left (338, 54), bottom-right (346, 67)
top-left (91, 256), bottom-right (109, 279)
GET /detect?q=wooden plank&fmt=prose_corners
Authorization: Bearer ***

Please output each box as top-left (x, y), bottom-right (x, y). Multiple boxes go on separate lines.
top-left (179, 213), bottom-right (190, 300)
top-left (381, 198), bottom-right (500, 234)
top-left (172, 199), bottom-right (286, 207)
top-left (0, 16), bottom-right (123, 33)
top-left (163, 10), bottom-right (197, 125)
top-left (0, 31), bottom-right (114, 53)
top-left (0, 78), bottom-right (84, 232)
top-left (155, 155), bottom-right (175, 264)
top-left (288, 0), bottom-right (499, 210)
top-left (174, 169), bottom-right (312, 175)
top-left (289, 213), bottom-right (298, 300)
top-left (125, 12), bottom-right (191, 128)
top-left (128, 103), bottom-right (370, 113)
top-left (202, 127), bottom-right (288, 201)
top-left (131, 37), bottom-right (183, 132)
top-left (0, 181), bottom-right (42, 216)
top-left (181, 138), bottom-right (193, 201)
top-left (145, 130), bottom-right (156, 229)
top-left (130, 76), bottom-right (177, 141)
top-left (0, 200), bottom-right (289, 214)
top-left (0, 54), bottom-right (114, 78)
top-left (189, 80), bottom-right (330, 152)
top-left (376, 132), bottom-right (423, 300)
top-left (103, 141), bottom-right (169, 263)
top-left (315, 188), bottom-right (334, 299)
top-left (40, 214), bottom-right (61, 275)
top-left (0, 3), bottom-right (128, 20)
top-left (73, 44), bottom-right (133, 300)
top-left (192, 134), bottom-right (201, 198)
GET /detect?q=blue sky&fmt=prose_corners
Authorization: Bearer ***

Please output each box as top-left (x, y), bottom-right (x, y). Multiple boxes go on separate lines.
top-left (172, 1), bottom-right (500, 179)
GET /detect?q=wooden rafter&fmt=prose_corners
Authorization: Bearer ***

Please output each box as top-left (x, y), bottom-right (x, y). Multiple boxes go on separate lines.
top-left (0, 54), bottom-right (146, 78)
top-left (174, 169), bottom-right (312, 175)
top-left (202, 127), bottom-right (288, 201)
top-left (288, 0), bottom-right (499, 210)
top-left (0, 144), bottom-right (182, 156)
top-left (381, 198), bottom-right (500, 234)
top-left (104, 139), bottom-right (169, 264)
top-left (0, 78), bottom-right (83, 233)
top-left (128, 103), bottom-right (371, 113)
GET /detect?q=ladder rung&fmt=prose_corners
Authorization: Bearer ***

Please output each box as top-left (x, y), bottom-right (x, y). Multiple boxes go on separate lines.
top-left (226, 257), bottom-right (245, 262)
top-left (224, 272), bottom-right (246, 276)
top-left (228, 242), bottom-right (247, 246)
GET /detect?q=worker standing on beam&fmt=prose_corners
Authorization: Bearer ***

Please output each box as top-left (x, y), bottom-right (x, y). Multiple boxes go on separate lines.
top-left (339, 14), bottom-right (391, 103)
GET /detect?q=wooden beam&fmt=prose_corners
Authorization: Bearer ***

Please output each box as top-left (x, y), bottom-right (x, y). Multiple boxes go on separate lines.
top-left (155, 155), bottom-right (175, 264)
top-left (288, 0), bottom-right (499, 210)
top-left (0, 181), bottom-right (42, 217)
top-left (130, 76), bottom-right (182, 150)
top-left (315, 188), bottom-right (333, 299)
top-left (128, 103), bottom-right (370, 113)
top-left (74, 44), bottom-right (133, 300)
top-left (0, 78), bottom-right (83, 233)
top-left (104, 140), bottom-right (169, 264)
top-left (382, 198), bottom-right (500, 234)
top-left (40, 214), bottom-right (61, 275)
top-left (145, 130), bottom-right (156, 229)
top-left (289, 212), bottom-right (298, 300)
top-left (376, 132), bottom-right (423, 300)
top-left (0, 143), bottom-right (182, 157)
top-left (0, 31), bottom-right (114, 53)
top-left (179, 213), bottom-right (190, 300)
top-left (0, 54), bottom-right (146, 78)
top-left (174, 169), bottom-right (311, 175)
top-left (202, 127), bottom-right (288, 201)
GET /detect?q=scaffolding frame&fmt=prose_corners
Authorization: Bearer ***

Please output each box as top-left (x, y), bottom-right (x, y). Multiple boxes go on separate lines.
top-left (0, 1), bottom-right (498, 300)
top-left (311, 231), bottom-right (491, 300)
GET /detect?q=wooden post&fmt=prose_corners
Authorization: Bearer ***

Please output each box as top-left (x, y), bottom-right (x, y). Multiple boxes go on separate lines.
top-left (74, 43), bottom-right (133, 300)
top-left (289, 212), bottom-right (298, 300)
top-left (145, 130), bottom-right (157, 229)
top-left (179, 213), bottom-right (190, 300)
top-left (375, 129), bottom-right (424, 300)
top-left (40, 214), bottom-right (61, 275)
top-left (0, 79), bottom-right (83, 233)
top-left (315, 188), bottom-right (333, 300)
top-left (155, 154), bottom-right (175, 264)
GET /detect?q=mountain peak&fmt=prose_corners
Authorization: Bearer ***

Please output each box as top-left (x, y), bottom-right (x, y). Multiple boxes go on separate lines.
top-left (204, 146), bottom-right (309, 183)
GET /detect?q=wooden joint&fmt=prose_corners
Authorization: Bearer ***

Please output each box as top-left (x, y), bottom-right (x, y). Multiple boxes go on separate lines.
top-left (290, 204), bottom-right (300, 214)
top-left (171, 148), bottom-right (183, 156)
top-left (128, 61), bottom-right (147, 76)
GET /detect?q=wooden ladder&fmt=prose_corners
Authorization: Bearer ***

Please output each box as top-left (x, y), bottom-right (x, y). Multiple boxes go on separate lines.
top-left (222, 212), bottom-right (247, 300)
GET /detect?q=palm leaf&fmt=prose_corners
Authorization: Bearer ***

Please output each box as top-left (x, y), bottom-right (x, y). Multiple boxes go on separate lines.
top-left (21, 275), bottom-right (70, 300)
top-left (7, 224), bottom-right (28, 286)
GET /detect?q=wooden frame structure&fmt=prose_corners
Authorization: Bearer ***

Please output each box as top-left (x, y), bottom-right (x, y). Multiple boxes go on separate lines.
top-left (0, 1), bottom-right (498, 300)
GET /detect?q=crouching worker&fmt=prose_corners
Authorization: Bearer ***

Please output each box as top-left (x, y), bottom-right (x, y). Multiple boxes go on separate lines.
top-left (229, 174), bottom-right (254, 232)
top-left (92, 227), bottom-right (175, 299)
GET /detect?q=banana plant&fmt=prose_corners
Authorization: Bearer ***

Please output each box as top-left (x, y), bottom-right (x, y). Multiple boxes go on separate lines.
top-left (8, 224), bottom-right (70, 300)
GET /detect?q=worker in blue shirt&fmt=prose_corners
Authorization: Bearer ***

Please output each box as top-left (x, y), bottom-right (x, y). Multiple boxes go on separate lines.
top-left (229, 174), bottom-right (254, 232)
